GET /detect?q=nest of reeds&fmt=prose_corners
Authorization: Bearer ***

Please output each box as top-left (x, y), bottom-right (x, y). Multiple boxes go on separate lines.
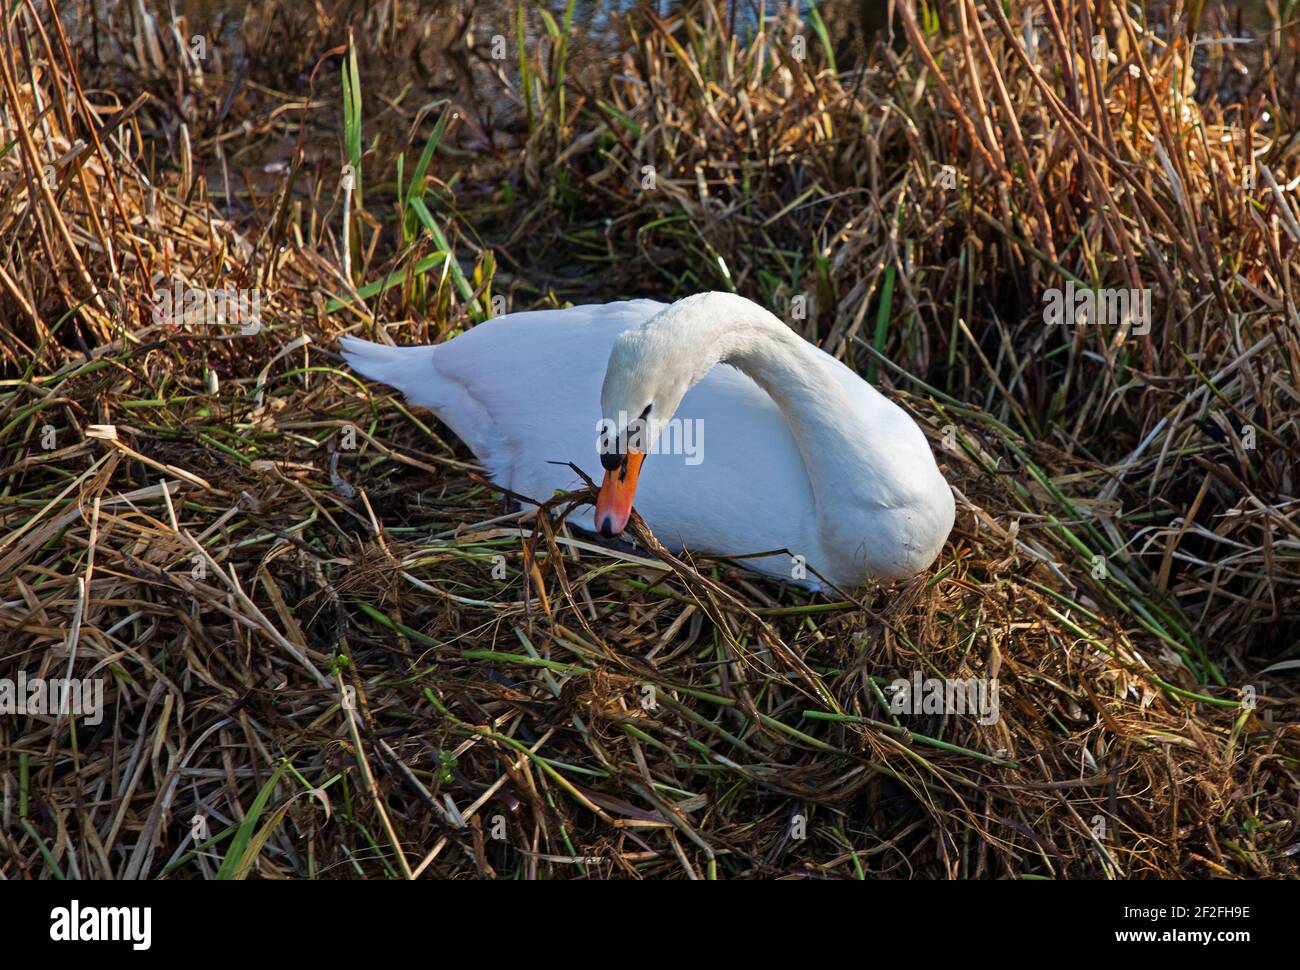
top-left (0, 0), bottom-right (1296, 879)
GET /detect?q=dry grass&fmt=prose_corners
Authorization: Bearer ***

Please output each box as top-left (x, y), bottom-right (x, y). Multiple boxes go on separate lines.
top-left (0, 0), bottom-right (1297, 879)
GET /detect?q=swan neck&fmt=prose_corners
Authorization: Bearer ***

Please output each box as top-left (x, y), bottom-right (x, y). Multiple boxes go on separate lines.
top-left (684, 297), bottom-right (863, 509)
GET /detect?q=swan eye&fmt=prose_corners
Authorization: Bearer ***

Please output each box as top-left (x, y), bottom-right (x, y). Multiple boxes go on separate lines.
top-left (599, 404), bottom-right (651, 472)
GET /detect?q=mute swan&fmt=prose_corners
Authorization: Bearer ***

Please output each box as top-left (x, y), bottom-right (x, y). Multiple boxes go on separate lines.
top-left (340, 291), bottom-right (954, 590)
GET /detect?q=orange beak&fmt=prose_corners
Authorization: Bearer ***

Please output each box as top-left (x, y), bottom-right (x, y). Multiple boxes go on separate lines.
top-left (595, 451), bottom-right (644, 537)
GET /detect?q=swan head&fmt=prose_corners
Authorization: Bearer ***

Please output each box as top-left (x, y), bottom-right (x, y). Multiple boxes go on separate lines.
top-left (594, 323), bottom-right (697, 537)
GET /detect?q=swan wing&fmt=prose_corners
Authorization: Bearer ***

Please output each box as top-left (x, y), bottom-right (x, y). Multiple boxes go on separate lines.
top-left (342, 300), bottom-right (665, 493)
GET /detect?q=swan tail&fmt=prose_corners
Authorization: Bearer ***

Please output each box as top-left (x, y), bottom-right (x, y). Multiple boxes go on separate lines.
top-left (339, 335), bottom-right (501, 466)
top-left (339, 336), bottom-right (444, 412)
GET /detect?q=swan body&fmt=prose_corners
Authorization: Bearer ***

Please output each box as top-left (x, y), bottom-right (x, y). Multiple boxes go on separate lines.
top-left (340, 292), bottom-right (954, 590)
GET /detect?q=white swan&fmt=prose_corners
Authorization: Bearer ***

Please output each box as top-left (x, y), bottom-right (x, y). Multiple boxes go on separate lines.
top-left (340, 291), bottom-right (954, 590)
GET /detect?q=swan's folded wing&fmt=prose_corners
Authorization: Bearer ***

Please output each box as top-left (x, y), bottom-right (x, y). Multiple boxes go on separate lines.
top-left (427, 301), bottom-right (665, 485)
top-left (343, 300), bottom-right (665, 494)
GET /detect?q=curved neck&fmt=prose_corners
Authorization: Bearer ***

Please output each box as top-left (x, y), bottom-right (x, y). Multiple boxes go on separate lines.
top-left (657, 293), bottom-right (872, 511)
